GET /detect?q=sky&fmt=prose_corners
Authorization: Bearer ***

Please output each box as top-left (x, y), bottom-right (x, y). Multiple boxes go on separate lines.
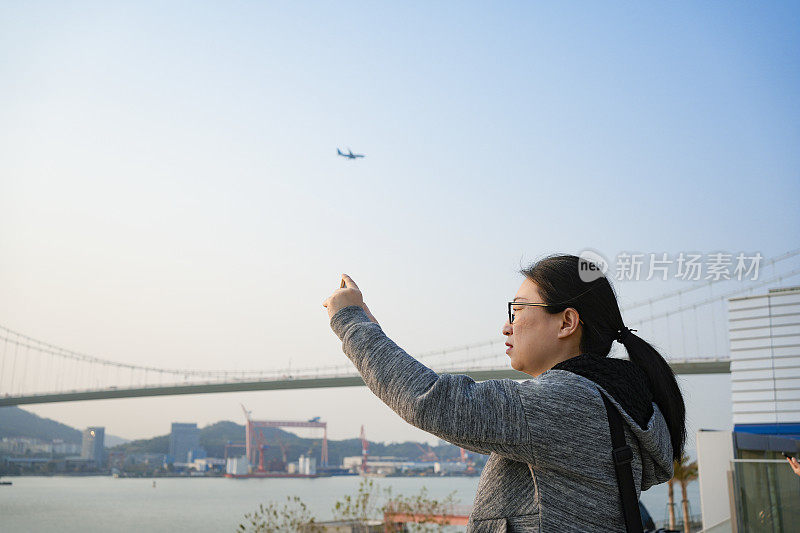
top-left (1, 2), bottom-right (799, 454)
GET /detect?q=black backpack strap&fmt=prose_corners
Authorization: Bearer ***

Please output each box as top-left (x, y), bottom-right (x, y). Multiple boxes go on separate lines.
top-left (599, 389), bottom-right (643, 533)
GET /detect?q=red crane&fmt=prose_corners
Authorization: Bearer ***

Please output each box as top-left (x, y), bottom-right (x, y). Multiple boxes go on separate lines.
top-left (415, 443), bottom-right (438, 462)
top-left (254, 430), bottom-right (267, 472)
top-left (240, 404), bottom-right (328, 468)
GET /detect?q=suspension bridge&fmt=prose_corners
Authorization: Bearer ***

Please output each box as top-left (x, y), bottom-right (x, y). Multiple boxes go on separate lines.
top-left (1, 250), bottom-right (799, 407)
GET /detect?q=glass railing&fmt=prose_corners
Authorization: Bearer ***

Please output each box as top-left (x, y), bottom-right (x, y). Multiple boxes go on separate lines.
top-left (731, 459), bottom-right (800, 532)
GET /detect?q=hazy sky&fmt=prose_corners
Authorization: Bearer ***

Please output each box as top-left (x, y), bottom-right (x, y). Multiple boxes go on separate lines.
top-left (1, 2), bottom-right (799, 453)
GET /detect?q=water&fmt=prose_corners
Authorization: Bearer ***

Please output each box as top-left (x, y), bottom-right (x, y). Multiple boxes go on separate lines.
top-left (0, 475), bottom-right (700, 532)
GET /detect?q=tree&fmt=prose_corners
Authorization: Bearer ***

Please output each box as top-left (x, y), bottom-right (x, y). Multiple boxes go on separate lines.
top-left (331, 477), bottom-right (384, 524)
top-left (667, 476), bottom-right (677, 529)
top-left (670, 454), bottom-right (698, 533)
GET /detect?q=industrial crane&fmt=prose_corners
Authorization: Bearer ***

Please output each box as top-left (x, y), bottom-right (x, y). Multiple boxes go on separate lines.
top-left (254, 429), bottom-right (268, 473)
top-left (415, 443), bottom-right (438, 462)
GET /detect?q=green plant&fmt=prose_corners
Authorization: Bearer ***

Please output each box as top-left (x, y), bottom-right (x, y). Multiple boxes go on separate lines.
top-left (331, 477), bottom-right (385, 523)
top-left (383, 486), bottom-right (459, 532)
top-left (238, 496), bottom-right (323, 533)
top-left (240, 477), bottom-right (462, 532)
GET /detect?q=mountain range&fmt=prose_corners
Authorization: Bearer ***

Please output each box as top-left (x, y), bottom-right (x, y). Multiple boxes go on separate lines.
top-left (0, 407), bottom-right (129, 447)
top-left (0, 406), bottom-right (475, 466)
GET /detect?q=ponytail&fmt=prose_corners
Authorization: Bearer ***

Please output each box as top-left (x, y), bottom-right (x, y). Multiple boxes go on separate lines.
top-left (618, 332), bottom-right (686, 461)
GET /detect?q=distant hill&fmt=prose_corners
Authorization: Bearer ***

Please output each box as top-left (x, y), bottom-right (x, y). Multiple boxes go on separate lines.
top-left (0, 406), bottom-right (129, 447)
top-left (0, 406), bottom-right (82, 444)
top-left (0, 407), bottom-right (480, 466)
top-left (104, 434), bottom-right (130, 447)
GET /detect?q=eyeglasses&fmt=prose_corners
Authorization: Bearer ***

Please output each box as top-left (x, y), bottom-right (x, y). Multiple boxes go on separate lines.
top-left (507, 301), bottom-right (585, 326)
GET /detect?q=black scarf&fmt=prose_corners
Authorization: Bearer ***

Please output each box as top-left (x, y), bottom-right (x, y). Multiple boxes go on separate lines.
top-left (551, 353), bottom-right (654, 430)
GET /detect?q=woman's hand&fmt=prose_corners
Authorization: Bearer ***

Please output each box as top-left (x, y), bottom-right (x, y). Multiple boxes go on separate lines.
top-left (323, 274), bottom-right (379, 325)
top-left (788, 455), bottom-right (800, 477)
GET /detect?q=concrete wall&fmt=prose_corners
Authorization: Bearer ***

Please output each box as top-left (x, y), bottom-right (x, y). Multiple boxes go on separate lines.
top-left (696, 429), bottom-right (734, 530)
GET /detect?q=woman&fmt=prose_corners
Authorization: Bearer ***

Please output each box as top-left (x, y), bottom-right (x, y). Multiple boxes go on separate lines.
top-left (323, 254), bottom-right (684, 532)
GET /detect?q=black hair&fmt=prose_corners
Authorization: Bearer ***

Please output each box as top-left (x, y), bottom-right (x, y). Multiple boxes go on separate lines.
top-left (519, 253), bottom-right (686, 461)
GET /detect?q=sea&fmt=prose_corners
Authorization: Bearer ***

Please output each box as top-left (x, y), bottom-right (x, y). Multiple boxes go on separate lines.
top-left (0, 475), bottom-right (700, 532)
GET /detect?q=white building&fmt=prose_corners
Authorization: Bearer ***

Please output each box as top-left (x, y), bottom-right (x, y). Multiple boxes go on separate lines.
top-left (52, 440), bottom-right (81, 455)
top-left (226, 456), bottom-right (249, 476)
top-left (696, 286), bottom-right (800, 532)
top-left (192, 457), bottom-right (225, 472)
top-left (298, 454), bottom-right (316, 475)
top-left (433, 461), bottom-right (468, 474)
top-left (729, 286), bottom-right (800, 429)
top-left (341, 455), bottom-right (434, 474)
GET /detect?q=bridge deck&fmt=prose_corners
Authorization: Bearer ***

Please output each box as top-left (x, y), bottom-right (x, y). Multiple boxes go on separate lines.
top-left (0, 359), bottom-right (729, 407)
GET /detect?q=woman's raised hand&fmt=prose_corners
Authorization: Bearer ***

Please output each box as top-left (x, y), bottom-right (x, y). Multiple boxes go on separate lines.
top-left (323, 274), bottom-right (379, 325)
top-left (788, 456), bottom-right (800, 477)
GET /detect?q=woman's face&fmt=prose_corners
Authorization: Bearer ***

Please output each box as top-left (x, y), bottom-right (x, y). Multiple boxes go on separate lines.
top-left (501, 278), bottom-right (582, 377)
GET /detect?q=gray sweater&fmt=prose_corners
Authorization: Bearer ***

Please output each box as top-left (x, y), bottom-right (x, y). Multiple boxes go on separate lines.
top-left (331, 305), bottom-right (674, 532)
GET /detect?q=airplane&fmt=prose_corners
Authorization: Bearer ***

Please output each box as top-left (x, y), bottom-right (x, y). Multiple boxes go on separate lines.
top-left (337, 148), bottom-right (365, 160)
top-left (308, 416), bottom-right (321, 423)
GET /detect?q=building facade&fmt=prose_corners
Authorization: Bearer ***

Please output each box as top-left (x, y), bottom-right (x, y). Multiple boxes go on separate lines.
top-left (80, 427), bottom-right (105, 466)
top-left (729, 286), bottom-right (800, 437)
top-left (168, 422), bottom-right (199, 464)
top-left (697, 286), bottom-right (800, 532)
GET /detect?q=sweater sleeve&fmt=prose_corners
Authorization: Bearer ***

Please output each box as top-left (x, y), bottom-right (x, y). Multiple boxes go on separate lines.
top-left (330, 305), bottom-right (535, 462)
